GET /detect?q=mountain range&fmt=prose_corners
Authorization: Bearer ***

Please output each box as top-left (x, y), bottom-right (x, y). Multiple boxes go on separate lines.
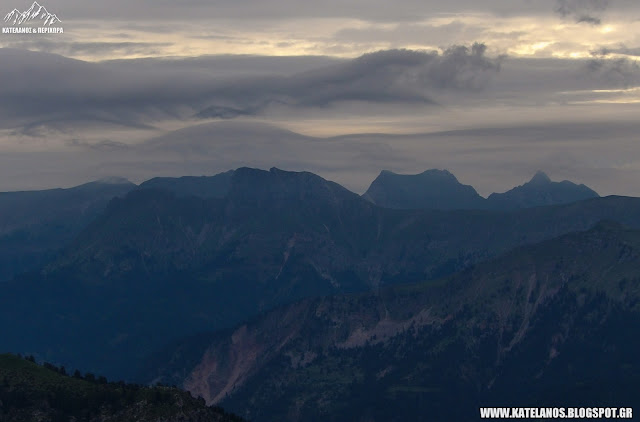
top-left (0, 168), bottom-right (635, 379)
top-left (0, 168), bottom-right (595, 284)
top-left (0, 166), bottom-right (636, 421)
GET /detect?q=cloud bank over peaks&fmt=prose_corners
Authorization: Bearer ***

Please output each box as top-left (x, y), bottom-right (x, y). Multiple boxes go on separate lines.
top-left (0, 45), bottom-right (503, 131)
top-left (198, 43), bottom-right (504, 116)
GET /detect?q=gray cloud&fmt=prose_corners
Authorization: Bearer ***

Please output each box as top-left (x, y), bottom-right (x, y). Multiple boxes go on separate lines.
top-left (8, 114), bottom-right (157, 138)
top-left (577, 15), bottom-right (602, 25)
top-left (2, 47), bottom-right (640, 136)
top-left (590, 45), bottom-right (640, 58)
top-left (0, 45), bottom-right (502, 130)
top-left (197, 44), bottom-right (503, 115)
top-left (4, 46), bottom-right (640, 140)
top-left (22, 0), bottom-right (640, 24)
top-left (11, 0), bottom-right (546, 22)
top-left (101, 55), bottom-right (342, 77)
top-left (332, 21), bottom-right (488, 47)
top-left (66, 138), bottom-right (130, 151)
top-left (0, 48), bottom-right (241, 129)
top-left (0, 39), bottom-right (171, 57)
top-left (585, 57), bottom-right (640, 87)
top-left (554, 0), bottom-right (609, 25)
top-left (577, 49), bottom-right (640, 89)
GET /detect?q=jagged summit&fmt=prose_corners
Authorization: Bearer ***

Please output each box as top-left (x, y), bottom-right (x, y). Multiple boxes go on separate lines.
top-left (96, 176), bottom-right (133, 185)
top-left (487, 171), bottom-right (599, 210)
top-left (529, 170), bottom-right (551, 184)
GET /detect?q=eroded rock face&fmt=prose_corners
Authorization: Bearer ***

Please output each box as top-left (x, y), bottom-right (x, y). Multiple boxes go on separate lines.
top-left (185, 301), bottom-right (315, 404)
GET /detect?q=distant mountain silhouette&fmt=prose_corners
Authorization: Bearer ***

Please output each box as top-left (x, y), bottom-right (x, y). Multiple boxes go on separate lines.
top-left (227, 167), bottom-right (359, 205)
top-left (486, 170), bottom-right (599, 210)
top-left (362, 169), bottom-right (599, 211)
top-left (362, 169), bottom-right (485, 210)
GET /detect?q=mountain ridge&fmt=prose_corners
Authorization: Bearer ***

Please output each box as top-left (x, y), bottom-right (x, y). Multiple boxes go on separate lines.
top-left (139, 171), bottom-right (234, 199)
top-left (363, 169), bottom-right (598, 210)
top-left (148, 221), bottom-right (640, 421)
top-left (487, 170), bottom-right (599, 210)
top-left (0, 167), bottom-right (633, 384)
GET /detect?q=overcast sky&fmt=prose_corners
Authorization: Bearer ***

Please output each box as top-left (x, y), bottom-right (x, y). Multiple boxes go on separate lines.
top-left (1, 0), bottom-right (640, 196)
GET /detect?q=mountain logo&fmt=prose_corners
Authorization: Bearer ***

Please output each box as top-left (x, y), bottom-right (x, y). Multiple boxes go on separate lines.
top-left (4, 1), bottom-right (62, 26)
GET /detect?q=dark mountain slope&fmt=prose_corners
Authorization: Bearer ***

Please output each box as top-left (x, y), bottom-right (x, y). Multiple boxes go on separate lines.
top-left (0, 178), bottom-right (135, 282)
top-left (155, 221), bottom-right (640, 421)
top-left (48, 167), bottom-right (377, 289)
top-left (0, 354), bottom-right (243, 422)
top-left (1, 168), bottom-right (379, 379)
top-left (362, 169), bottom-right (485, 210)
